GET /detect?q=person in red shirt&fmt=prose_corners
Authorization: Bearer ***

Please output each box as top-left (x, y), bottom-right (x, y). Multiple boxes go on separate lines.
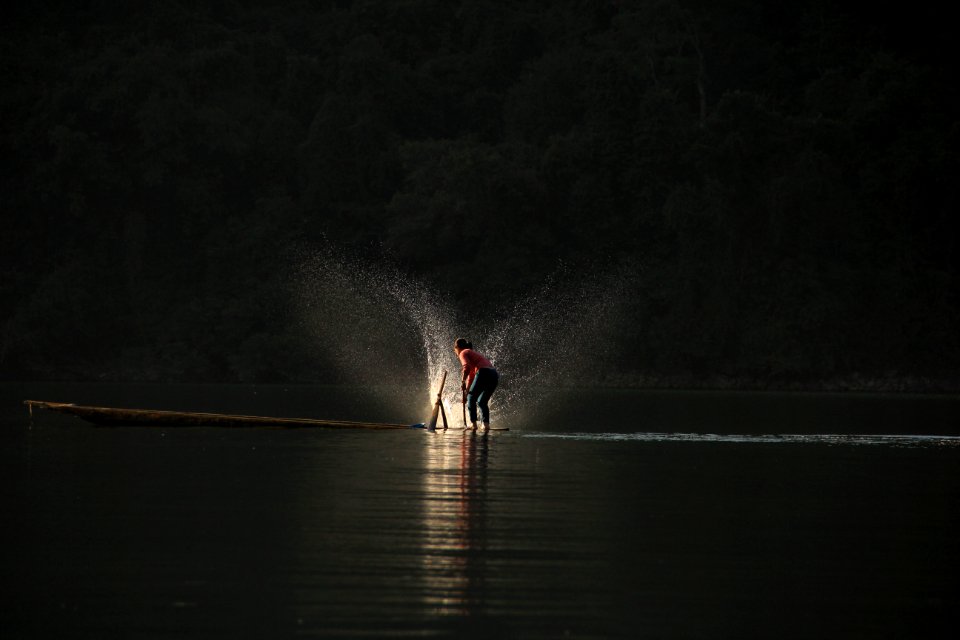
top-left (454, 338), bottom-right (499, 431)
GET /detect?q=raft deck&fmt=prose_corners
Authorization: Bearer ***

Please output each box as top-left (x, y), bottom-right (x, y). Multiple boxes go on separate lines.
top-left (24, 400), bottom-right (417, 430)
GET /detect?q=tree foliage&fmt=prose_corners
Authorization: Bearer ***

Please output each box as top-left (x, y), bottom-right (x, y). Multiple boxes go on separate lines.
top-left (2, 0), bottom-right (957, 385)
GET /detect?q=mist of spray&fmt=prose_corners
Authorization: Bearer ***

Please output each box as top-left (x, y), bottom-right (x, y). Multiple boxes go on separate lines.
top-left (292, 244), bottom-right (458, 419)
top-left (470, 262), bottom-right (634, 424)
top-left (293, 244), bottom-right (636, 427)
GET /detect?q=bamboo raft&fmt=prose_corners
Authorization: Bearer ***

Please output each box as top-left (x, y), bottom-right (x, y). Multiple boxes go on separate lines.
top-left (24, 400), bottom-right (420, 430)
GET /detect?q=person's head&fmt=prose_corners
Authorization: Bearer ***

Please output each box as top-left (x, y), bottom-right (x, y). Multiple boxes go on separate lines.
top-left (453, 337), bottom-right (472, 354)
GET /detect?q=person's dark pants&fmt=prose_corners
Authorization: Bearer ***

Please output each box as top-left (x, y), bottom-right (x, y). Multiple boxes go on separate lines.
top-left (467, 368), bottom-right (499, 425)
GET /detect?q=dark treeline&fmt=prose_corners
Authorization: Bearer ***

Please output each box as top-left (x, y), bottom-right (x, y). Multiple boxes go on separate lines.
top-left (2, 1), bottom-right (958, 387)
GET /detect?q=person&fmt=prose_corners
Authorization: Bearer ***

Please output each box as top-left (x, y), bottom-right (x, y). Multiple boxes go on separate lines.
top-left (454, 338), bottom-right (499, 431)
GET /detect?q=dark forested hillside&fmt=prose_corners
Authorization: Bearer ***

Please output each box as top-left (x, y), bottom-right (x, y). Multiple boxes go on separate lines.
top-left (2, 1), bottom-right (957, 387)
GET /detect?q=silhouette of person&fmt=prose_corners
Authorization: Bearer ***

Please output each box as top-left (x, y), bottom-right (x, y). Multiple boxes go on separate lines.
top-left (453, 338), bottom-right (499, 431)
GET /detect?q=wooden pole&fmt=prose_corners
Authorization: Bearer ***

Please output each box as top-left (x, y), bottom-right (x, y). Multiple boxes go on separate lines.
top-left (425, 370), bottom-right (448, 431)
top-left (438, 399), bottom-right (448, 430)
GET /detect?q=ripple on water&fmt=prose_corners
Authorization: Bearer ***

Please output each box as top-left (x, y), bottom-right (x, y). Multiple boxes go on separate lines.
top-left (522, 432), bottom-right (960, 448)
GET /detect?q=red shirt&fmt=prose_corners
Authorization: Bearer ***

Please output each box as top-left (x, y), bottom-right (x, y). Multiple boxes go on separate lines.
top-left (458, 348), bottom-right (493, 387)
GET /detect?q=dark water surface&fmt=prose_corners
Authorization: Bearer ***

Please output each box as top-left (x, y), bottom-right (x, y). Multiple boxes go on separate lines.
top-left (2, 383), bottom-right (958, 638)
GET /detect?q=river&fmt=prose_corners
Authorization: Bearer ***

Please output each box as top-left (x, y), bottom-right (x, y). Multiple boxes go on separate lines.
top-left (2, 383), bottom-right (958, 638)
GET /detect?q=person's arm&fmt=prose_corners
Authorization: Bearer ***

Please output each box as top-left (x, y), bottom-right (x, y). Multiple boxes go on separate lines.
top-left (459, 350), bottom-right (473, 390)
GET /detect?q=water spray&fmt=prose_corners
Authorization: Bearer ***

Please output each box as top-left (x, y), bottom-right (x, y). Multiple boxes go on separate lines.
top-left (293, 243), bottom-right (639, 428)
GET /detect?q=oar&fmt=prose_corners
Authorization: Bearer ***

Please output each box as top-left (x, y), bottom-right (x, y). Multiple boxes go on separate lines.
top-left (461, 385), bottom-right (467, 427)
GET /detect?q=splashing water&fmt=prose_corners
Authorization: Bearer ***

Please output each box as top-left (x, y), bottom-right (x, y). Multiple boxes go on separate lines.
top-left (293, 245), bottom-right (636, 426)
top-left (473, 263), bottom-right (634, 424)
top-left (293, 244), bottom-right (455, 419)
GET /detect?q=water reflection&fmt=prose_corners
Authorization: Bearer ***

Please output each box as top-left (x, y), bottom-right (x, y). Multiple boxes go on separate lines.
top-left (524, 431), bottom-right (960, 447)
top-left (421, 429), bottom-right (490, 618)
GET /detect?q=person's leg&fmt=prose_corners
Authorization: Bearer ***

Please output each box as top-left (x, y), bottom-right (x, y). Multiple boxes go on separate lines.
top-left (477, 391), bottom-right (490, 424)
top-left (476, 370), bottom-right (499, 426)
top-left (467, 379), bottom-right (479, 427)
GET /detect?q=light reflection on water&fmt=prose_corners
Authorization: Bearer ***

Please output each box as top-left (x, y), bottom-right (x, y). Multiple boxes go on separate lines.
top-left (415, 428), bottom-right (615, 638)
top-left (421, 431), bottom-right (489, 618)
